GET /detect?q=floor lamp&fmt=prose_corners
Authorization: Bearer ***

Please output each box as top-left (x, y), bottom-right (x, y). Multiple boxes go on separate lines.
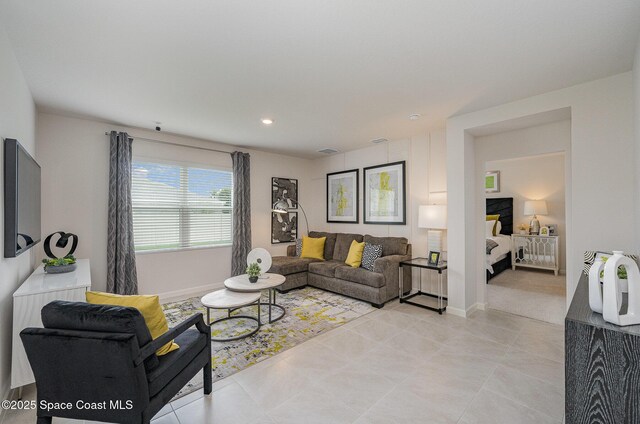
top-left (272, 198), bottom-right (310, 236)
top-left (418, 204), bottom-right (447, 259)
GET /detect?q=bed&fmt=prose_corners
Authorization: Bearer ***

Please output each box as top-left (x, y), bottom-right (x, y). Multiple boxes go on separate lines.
top-left (486, 197), bottom-right (513, 282)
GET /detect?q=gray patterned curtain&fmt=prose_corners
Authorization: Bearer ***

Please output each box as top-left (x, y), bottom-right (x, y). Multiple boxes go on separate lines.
top-left (231, 151), bottom-right (251, 276)
top-left (107, 131), bottom-right (139, 294)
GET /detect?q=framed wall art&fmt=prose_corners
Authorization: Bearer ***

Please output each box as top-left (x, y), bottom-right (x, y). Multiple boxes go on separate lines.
top-left (271, 211), bottom-right (297, 244)
top-left (363, 161), bottom-right (406, 225)
top-left (326, 169), bottom-right (359, 223)
top-left (485, 170), bottom-right (500, 193)
top-left (272, 177), bottom-right (298, 209)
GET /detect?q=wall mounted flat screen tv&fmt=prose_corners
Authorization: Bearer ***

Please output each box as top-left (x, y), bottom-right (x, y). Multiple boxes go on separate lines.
top-left (4, 138), bottom-right (41, 257)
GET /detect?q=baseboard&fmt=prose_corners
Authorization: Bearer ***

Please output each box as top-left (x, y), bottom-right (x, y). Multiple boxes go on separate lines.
top-left (446, 302), bottom-right (485, 318)
top-left (158, 282), bottom-right (225, 303)
top-left (446, 306), bottom-right (467, 317)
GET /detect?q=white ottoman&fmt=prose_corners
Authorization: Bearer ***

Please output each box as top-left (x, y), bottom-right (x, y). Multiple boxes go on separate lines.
top-left (201, 289), bottom-right (261, 342)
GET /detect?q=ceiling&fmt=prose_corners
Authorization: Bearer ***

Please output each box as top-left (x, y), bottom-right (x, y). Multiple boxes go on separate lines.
top-left (1, 1), bottom-right (639, 158)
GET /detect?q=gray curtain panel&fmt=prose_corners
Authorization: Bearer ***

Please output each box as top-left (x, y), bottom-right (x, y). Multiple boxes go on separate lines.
top-left (107, 131), bottom-right (139, 294)
top-left (231, 151), bottom-right (251, 276)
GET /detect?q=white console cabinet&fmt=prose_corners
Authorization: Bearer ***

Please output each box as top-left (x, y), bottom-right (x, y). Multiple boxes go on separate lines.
top-left (11, 259), bottom-right (91, 390)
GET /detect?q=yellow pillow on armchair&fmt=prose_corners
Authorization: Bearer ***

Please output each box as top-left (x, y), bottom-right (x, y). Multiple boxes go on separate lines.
top-left (86, 291), bottom-right (179, 355)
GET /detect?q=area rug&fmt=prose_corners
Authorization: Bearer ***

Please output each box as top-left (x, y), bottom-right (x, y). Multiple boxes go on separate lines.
top-left (162, 286), bottom-right (375, 399)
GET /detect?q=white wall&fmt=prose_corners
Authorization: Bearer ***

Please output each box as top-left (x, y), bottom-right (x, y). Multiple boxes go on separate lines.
top-left (36, 112), bottom-right (317, 298)
top-left (0, 27), bottom-right (36, 399)
top-left (634, 32), bottom-right (640, 253)
top-left (447, 72), bottom-right (634, 316)
top-left (480, 121), bottom-right (570, 276)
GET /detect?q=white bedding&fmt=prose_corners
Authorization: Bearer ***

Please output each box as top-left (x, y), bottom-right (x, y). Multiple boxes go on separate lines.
top-left (486, 235), bottom-right (511, 274)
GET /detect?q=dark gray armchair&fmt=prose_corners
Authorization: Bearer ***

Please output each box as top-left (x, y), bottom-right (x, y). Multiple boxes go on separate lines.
top-left (20, 300), bottom-right (211, 424)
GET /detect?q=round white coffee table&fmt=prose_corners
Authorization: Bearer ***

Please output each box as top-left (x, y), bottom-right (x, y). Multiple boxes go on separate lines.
top-left (201, 289), bottom-right (261, 341)
top-left (224, 273), bottom-right (286, 324)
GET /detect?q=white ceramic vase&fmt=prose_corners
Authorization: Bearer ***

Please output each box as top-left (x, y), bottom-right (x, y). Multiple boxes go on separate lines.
top-left (602, 251), bottom-right (640, 326)
top-left (588, 257), bottom-right (605, 313)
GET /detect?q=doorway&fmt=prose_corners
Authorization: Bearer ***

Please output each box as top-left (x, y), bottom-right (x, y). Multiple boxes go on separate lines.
top-left (484, 152), bottom-right (567, 324)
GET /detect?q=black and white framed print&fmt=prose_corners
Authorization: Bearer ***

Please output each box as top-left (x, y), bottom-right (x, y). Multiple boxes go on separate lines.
top-left (271, 211), bottom-right (297, 244)
top-left (326, 169), bottom-right (359, 223)
top-left (272, 177), bottom-right (298, 209)
top-left (363, 161), bottom-right (406, 225)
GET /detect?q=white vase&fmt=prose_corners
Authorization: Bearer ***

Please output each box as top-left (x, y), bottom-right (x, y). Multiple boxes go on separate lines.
top-left (602, 251), bottom-right (640, 326)
top-left (588, 257), bottom-right (605, 313)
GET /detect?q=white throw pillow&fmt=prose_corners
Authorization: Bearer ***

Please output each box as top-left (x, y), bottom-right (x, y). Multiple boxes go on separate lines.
top-left (495, 220), bottom-right (502, 235)
top-left (486, 220), bottom-right (497, 238)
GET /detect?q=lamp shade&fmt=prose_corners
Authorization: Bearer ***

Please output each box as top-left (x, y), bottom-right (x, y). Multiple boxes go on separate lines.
top-left (272, 199), bottom-right (289, 214)
top-left (418, 205), bottom-right (447, 229)
top-left (524, 200), bottom-right (548, 216)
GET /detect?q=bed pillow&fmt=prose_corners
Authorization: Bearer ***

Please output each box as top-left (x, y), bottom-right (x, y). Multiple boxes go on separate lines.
top-left (486, 220), bottom-right (497, 238)
top-left (495, 221), bottom-right (502, 235)
top-left (486, 239), bottom-right (499, 254)
top-left (486, 214), bottom-right (500, 236)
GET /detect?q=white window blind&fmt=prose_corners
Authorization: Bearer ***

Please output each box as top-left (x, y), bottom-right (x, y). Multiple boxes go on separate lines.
top-left (131, 160), bottom-right (233, 252)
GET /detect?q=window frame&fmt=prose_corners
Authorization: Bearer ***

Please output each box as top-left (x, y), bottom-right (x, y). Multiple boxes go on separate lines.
top-left (131, 156), bottom-right (234, 254)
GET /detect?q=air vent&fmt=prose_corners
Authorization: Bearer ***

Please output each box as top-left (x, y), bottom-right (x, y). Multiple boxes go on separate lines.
top-left (370, 138), bottom-right (388, 144)
top-left (317, 148), bottom-right (338, 154)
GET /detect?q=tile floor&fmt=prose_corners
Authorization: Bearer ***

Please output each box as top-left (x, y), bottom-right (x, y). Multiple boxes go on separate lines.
top-left (3, 301), bottom-right (565, 424)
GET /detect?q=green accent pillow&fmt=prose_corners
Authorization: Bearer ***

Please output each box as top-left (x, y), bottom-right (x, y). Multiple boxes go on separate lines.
top-left (486, 214), bottom-right (500, 236)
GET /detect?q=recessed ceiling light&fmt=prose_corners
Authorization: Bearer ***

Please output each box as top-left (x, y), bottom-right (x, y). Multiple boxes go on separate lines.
top-left (261, 118), bottom-right (274, 125)
top-left (370, 138), bottom-right (388, 144)
top-left (408, 114), bottom-right (421, 121)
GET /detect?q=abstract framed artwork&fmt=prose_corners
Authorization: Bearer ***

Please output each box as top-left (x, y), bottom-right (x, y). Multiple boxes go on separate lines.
top-left (272, 177), bottom-right (298, 209)
top-left (326, 169), bottom-right (359, 223)
top-left (485, 171), bottom-right (500, 193)
top-left (363, 161), bottom-right (406, 225)
top-left (271, 211), bottom-right (298, 244)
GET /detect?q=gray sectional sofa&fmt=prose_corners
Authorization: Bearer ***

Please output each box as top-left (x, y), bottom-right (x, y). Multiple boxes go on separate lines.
top-left (269, 231), bottom-right (412, 308)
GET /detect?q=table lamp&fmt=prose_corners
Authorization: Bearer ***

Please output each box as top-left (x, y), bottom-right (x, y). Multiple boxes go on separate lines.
top-left (418, 204), bottom-right (447, 254)
top-left (524, 200), bottom-right (547, 235)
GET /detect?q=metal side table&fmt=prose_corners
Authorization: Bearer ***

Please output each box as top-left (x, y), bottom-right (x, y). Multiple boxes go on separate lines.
top-left (399, 258), bottom-right (447, 314)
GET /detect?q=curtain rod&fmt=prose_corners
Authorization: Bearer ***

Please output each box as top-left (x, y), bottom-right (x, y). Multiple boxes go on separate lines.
top-left (104, 132), bottom-right (233, 155)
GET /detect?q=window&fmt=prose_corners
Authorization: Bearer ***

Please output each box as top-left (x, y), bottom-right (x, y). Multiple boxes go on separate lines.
top-left (131, 160), bottom-right (233, 252)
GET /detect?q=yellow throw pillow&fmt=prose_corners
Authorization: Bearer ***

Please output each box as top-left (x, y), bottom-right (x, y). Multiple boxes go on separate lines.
top-left (86, 291), bottom-right (179, 356)
top-left (345, 240), bottom-right (365, 268)
top-left (486, 214), bottom-right (500, 236)
top-left (301, 236), bottom-right (326, 260)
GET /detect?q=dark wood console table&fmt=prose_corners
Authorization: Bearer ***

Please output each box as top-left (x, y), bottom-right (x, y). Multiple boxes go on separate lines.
top-left (566, 274), bottom-right (640, 423)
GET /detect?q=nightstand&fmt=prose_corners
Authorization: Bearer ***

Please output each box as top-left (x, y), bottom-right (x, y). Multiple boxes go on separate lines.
top-left (511, 234), bottom-right (560, 275)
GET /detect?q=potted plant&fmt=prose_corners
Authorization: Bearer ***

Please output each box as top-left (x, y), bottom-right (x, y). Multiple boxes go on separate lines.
top-left (246, 262), bottom-right (261, 283)
top-left (42, 255), bottom-right (77, 274)
top-left (518, 224), bottom-right (528, 235)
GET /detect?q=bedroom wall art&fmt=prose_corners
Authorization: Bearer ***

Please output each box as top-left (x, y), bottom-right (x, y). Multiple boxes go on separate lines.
top-left (363, 161), bottom-right (406, 225)
top-left (326, 169), bottom-right (359, 223)
top-left (485, 170), bottom-right (500, 193)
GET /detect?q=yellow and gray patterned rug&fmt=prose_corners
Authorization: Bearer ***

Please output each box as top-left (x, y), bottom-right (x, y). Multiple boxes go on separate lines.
top-left (162, 286), bottom-right (375, 398)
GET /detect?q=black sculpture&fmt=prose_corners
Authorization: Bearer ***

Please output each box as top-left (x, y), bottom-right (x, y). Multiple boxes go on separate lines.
top-left (44, 232), bottom-right (78, 259)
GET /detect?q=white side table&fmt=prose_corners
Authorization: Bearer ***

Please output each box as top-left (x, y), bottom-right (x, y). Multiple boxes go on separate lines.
top-left (224, 273), bottom-right (286, 324)
top-left (201, 289), bottom-right (261, 341)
